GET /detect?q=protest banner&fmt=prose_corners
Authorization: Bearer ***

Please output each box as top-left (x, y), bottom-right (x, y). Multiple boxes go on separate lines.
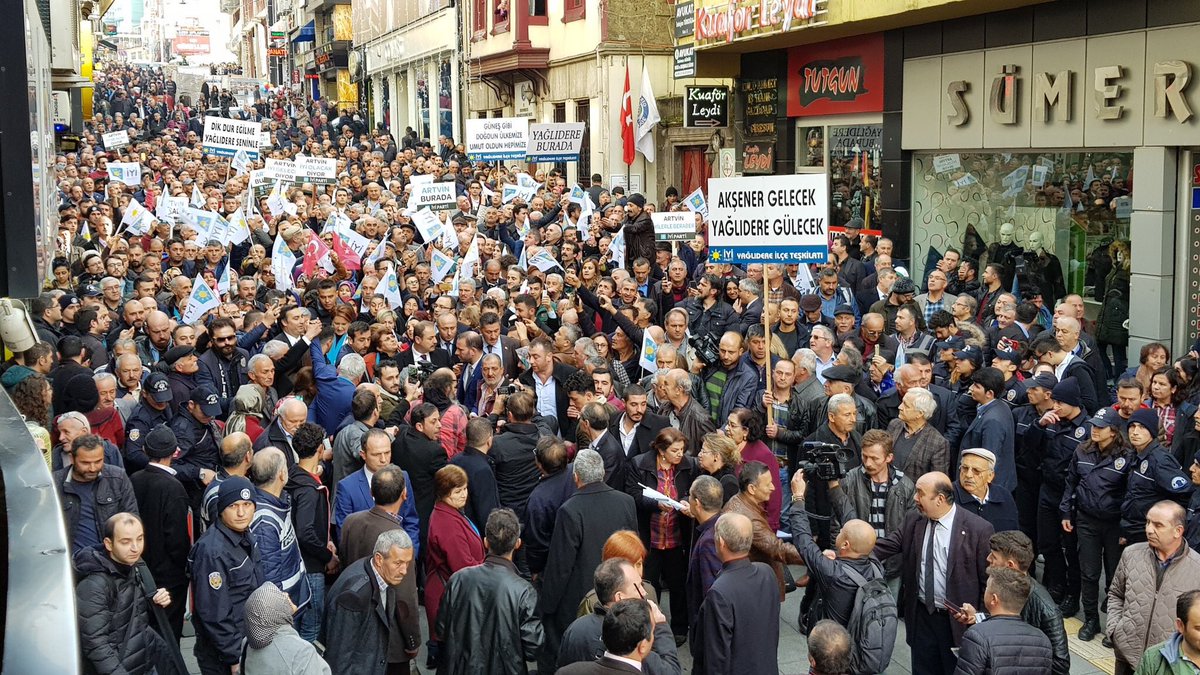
top-left (652, 212), bottom-right (695, 242)
top-left (707, 173), bottom-right (829, 263)
top-left (294, 156), bottom-right (337, 186)
top-left (201, 116), bottom-right (263, 160)
top-left (410, 182), bottom-right (457, 211)
top-left (526, 123), bottom-right (585, 162)
top-left (465, 117), bottom-right (530, 161)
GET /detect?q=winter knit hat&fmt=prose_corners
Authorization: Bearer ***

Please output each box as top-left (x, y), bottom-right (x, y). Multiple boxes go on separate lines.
top-left (63, 373), bottom-right (100, 414)
top-left (243, 582), bottom-right (294, 649)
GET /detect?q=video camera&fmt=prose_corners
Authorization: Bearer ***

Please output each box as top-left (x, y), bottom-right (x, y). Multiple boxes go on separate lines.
top-left (796, 442), bottom-right (855, 481)
top-left (688, 333), bottom-right (720, 367)
top-left (408, 360), bottom-right (437, 385)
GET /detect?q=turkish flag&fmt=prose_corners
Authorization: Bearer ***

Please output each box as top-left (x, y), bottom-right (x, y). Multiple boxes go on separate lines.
top-left (621, 65), bottom-right (634, 166)
top-left (331, 233), bottom-right (361, 271)
top-left (302, 236), bottom-right (333, 278)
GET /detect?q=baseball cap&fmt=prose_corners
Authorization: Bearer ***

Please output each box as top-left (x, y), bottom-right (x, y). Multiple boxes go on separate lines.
top-left (1090, 407), bottom-right (1119, 429)
top-left (1027, 373), bottom-right (1058, 391)
top-left (936, 336), bottom-right (965, 352)
top-left (144, 372), bottom-right (173, 403)
top-left (79, 284), bottom-right (102, 298)
top-left (191, 385), bottom-right (223, 418)
top-left (217, 476), bottom-right (256, 513)
top-left (799, 294), bottom-right (822, 313)
top-left (954, 345), bottom-right (983, 365)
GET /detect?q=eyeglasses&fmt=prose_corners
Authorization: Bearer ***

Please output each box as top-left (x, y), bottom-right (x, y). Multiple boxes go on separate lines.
top-left (214, 335), bottom-right (236, 342)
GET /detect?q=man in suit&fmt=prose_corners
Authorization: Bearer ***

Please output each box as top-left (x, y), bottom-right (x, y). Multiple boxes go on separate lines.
top-left (334, 429), bottom-right (400, 540)
top-left (129, 424), bottom-right (190, 641)
top-left (960, 367), bottom-right (1017, 493)
top-left (454, 330), bottom-right (485, 414)
top-left (558, 599), bottom-right (663, 675)
top-left (252, 397), bottom-right (308, 462)
top-left (519, 336), bottom-right (579, 442)
top-left (391, 403), bottom-right (448, 547)
top-left (873, 471), bottom-right (994, 675)
top-left (692, 512), bottom-right (781, 675)
top-left (538, 449), bottom-right (638, 675)
top-left (323, 529), bottom-right (419, 675)
top-left (577, 402), bottom-right (628, 490)
top-left (399, 320), bottom-right (452, 369)
top-left (607, 384), bottom-right (670, 461)
top-left (480, 311), bottom-right (521, 380)
top-left (338, 464), bottom-right (422, 673)
top-left (449, 418), bottom-right (500, 528)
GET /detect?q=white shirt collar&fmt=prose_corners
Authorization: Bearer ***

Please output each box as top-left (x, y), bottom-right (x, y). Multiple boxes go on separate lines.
top-left (935, 504), bottom-right (957, 528)
top-left (602, 653), bottom-right (643, 672)
top-left (148, 462), bottom-right (177, 476)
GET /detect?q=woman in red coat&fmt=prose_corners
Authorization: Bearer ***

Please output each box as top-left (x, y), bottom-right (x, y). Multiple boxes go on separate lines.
top-left (424, 464), bottom-right (486, 668)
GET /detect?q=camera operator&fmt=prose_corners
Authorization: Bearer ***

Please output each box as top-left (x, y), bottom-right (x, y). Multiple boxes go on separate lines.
top-left (788, 469), bottom-right (885, 629)
top-left (827, 429), bottom-right (916, 596)
top-left (476, 353), bottom-right (513, 417)
top-left (802, 393), bottom-right (864, 550)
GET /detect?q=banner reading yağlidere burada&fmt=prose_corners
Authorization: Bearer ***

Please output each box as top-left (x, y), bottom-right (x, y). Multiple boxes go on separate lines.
top-left (706, 173), bottom-right (829, 263)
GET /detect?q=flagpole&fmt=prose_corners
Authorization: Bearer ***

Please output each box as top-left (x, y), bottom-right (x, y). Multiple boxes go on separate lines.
top-left (625, 55), bottom-right (631, 192)
top-left (763, 282), bottom-right (773, 426)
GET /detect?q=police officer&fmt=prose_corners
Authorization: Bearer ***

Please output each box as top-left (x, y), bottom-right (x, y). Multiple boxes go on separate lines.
top-left (991, 341), bottom-right (1027, 409)
top-left (123, 372), bottom-right (175, 473)
top-left (1059, 407), bottom-right (1133, 641)
top-left (1121, 408), bottom-right (1192, 545)
top-left (187, 476), bottom-right (263, 675)
top-left (171, 384), bottom-right (224, 531)
top-left (1036, 378), bottom-right (1089, 619)
top-left (1012, 372), bottom-right (1057, 545)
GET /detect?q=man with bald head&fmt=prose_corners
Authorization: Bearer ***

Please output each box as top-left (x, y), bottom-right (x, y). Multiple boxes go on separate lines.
top-left (873, 471), bottom-right (994, 674)
top-left (136, 310), bottom-right (172, 366)
top-left (696, 331), bottom-right (758, 425)
top-left (201, 431), bottom-right (254, 526)
top-left (693, 512), bottom-right (781, 675)
top-left (253, 397), bottom-right (308, 462)
top-left (787, 467), bottom-right (886, 629)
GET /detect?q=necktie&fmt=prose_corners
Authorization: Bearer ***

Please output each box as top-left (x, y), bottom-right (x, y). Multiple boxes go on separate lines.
top-left (923, 519), bottom-right (937, 613)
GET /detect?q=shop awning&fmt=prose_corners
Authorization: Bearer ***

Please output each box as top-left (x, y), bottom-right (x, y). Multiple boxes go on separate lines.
top-left (292, 21), bottom-right (315, 43)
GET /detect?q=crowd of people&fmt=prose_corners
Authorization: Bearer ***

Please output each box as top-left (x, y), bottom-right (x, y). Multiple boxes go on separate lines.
top-left (19, 60), bottom-right (1200, 675)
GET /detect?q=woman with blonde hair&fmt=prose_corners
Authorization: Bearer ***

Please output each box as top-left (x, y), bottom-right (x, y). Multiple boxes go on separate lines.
top-left (696, 432), bottom-right (741, 503)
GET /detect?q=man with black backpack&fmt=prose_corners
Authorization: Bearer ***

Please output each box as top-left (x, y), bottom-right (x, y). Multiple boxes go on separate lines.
top-left (788, 471), bottom-right (898, 674)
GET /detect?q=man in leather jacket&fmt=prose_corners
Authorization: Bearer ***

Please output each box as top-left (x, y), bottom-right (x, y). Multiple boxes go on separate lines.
top-left (436, 508), bottom-right (543, 674)
top-left (956, 530), bottom-right (1070, 675)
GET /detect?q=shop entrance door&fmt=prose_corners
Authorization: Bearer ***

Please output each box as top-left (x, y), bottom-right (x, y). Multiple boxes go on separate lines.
top-left (679, 146), bottom-right (711, 197)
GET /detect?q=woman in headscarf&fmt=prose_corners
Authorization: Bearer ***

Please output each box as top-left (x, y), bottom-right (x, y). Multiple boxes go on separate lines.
top-left (241, 582), bottom-right (329, 674)
top-left (225, 384), bottom-right (269, 443)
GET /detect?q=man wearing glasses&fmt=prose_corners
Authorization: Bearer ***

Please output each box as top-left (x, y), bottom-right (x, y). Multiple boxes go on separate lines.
top-left (197, 317), bottom-right (249, 417)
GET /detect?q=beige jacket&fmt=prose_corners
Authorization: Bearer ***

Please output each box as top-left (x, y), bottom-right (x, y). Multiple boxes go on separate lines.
top-left (1106, 541), bottom-right (1200, 667)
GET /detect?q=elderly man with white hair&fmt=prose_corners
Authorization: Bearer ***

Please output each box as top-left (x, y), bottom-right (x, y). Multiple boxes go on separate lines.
top-left (309, 330), bottom-right (366, 431)
top-left (885, 387), bottom-right (950, 478)
top-left (953, 447), bottom-right (1019, 532)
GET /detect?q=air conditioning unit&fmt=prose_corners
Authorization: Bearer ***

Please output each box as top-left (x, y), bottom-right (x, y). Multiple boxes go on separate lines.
top-left (48, 0), bottom-right (80, 74)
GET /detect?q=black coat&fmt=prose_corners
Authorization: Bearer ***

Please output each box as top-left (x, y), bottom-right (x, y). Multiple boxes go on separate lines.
top-left (557, 607), bottom-right (680, 673)
top-left (323, 557), bottom-right (406, 675)
top-left (523, 468), bottom-right (577, 576)
top-left (692, 558), bottom-right (780, 675)
top-left (391, 426), bottom-right (447, 543)
top-left (435, 555), bottom-right (543, 675)
top-left (518, 362), bottom-right (580, 443)
top-left (953, 615), bottom-right (1053, 675)
top-left (606, 409), bottom-right (671, 460)
top-left (590, 433), bottom-right (630, 491)
top-left (74, 548), bottom-right (166, 675)
top-left (130, 465), bottom-right (190, 588)
top-left (626, 452), bottom-right (699, 552)
top-left (538, 482), bottom-right (637, 629)
top-left (960, 400), bottom-right (1016, 494)
top-left (398, 347), bottom-right (452, 369)
top-left (489, 421), bottom-right (545, 518)
top-left (284, 464), bottom-right (333, 573)
top-left (56, 466), bottom-right (140, 555)
top-left (449, 446), bottom-right (500, 528)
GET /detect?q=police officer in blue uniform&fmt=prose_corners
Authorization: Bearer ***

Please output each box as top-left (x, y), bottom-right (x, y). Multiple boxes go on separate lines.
top-left (1013, 372), bottom-right (1058, 545)
top-left (1121, 408), bottom-right (1192, 545)
top-left (187, 476), bottom-right (263, 675)
top-left (171, 384), bottom-right (225, 532)
top-left (123, 372), bottom-right (175, 472)
top-left (1037, 378), bottom-right (1090, 618)
top-left (1059, 407), bottom-right (1134, 641)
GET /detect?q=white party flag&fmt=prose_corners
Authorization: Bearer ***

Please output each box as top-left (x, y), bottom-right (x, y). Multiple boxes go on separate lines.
top-left (182, 275), bottom-right (220, 324)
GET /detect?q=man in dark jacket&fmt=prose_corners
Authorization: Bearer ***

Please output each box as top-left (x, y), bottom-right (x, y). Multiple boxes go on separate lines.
top-left (622, 194), bottom-right (654, 270)
top-left (490, 391), bottom-right (545, 520)
top-left (608, 385), bottom-right (671, 460)
top-left (682, 275), bottom-right (737, 339)
top-left (75, 513), bottom-right (170, 675)
top-left (196, 317), bottom-right (248, 417)
top-left (954, 447), bottom-right (1020, 534)
top-left (285, 422), bottom-right (334, 643)
top-left (1122, 409), bottom-right (1192, 543)
top-left (692, 511), bottom-right (781, 675)
top-left (129, 425), bottom-right (190, 641)
top-left (538, 449), bottom-right (638, 674)
top-left (960, 367), bottom-right (1017, 493)
top-left (557, 558), bottom-right (681, 673)
top-left (524, 436), bottom-right (577, 577)
top-left (55, 433), bottom-right (139, 556)
top-left (170, 384), bottom-right (224, 531)
top-left (437, 508), bottom-right (544, 675)
top-left (323, 529), bottom-right (417, 675)
top-left (972, 531), bottom-right (1071, 675)
top-left (123, 373), bottom-right (175, 472)
top-left (952, 566), bottom-right (1053, 674)
top-left (450, 418), bottom-right (500, 527)
top-left (391, 402), bottom-right (447, 547)
top-left (187, 476), bottom-right (264, 674)
top-left (517, 337), bottom-right (579, 442)
top-left (698, 331), bottom-right (759, 425)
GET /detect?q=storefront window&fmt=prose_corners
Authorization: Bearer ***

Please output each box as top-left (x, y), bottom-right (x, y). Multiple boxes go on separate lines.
top-left (438, 60), bottom-right (453, 141)
top-left (416, 69), bottom-right (430, 140)
top-left (797, 123), bottom-right (883, 231)
top-left (911, 151), bottom-right (1133, 310)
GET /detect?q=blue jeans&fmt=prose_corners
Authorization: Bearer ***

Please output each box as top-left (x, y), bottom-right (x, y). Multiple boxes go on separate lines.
top-left (778, 461), bottom-right (791, 505)
top-left (296, 572), bottom-right (324, 642)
